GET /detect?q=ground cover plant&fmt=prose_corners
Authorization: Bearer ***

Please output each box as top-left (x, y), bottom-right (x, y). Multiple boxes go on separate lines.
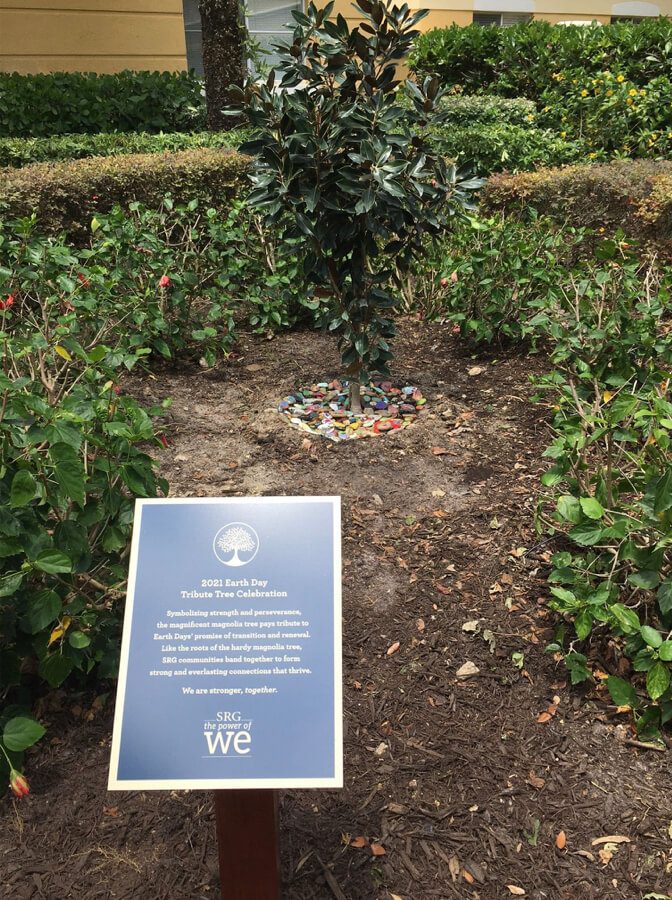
top-left (425, 214), bottom-right (672, 739)
top-left (0, 71), bottom-right (206, 137)
top-left (238, 0), bottom-right (477, 412)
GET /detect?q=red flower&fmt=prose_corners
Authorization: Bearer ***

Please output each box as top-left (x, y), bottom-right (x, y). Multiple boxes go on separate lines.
top-left (159, 434), bottom-right (168, 448)
top-left (9, 769), bottom-right (29, 798)
top-left (77, 273), bottom-right (90, 287)
top-left (0, 294), bottom-right (15, 310)
top-left (158, 275), bottom-right (171, 289)
top-left (112, 384), bottom-right (121, 396)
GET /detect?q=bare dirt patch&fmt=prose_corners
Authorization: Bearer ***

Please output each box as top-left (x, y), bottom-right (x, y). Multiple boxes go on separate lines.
top-left (2, 320), bottom-right (671, 899)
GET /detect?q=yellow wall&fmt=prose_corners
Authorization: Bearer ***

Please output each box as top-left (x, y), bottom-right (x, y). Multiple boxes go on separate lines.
top-left (1, 0), bottom-right (670, 75)
top-left (0, 0), bottom-right (188, 74)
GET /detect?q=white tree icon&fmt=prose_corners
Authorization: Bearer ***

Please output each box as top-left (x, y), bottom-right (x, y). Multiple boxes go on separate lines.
top-left (217, 526), bottom-right (257, 566)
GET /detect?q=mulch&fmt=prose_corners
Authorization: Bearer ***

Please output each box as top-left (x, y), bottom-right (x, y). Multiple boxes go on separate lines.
top-left (2, 320), bottom-right (671, 899)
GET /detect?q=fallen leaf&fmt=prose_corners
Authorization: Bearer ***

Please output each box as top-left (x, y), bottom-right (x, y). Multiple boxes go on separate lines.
top-left (353, 680), bottom-right (362, 690)
top-left (598, 846), bottom-right (615, 865)
top-left (387, 802), bottom-right (408, 815)
top-left (489, 582), bottom-right (503, 594)
top-left (350, 836), bottom-right (368, 848)
top-left (431, 488), bottom-right (446, 498)
top-left (245, 363), bottom-right (262, 372)
top-left (507, 887), bottom-right (526, 896)
top-left (371, 843), bottom-right (386, 856)
top-left (468, 366), bottom-right (484, 376)
top-left (591, 835), bottom-right (631, 846)
top-left (374, 742), bottom-right (387, 757)
top-left (103, 806), bottom-right (120, 817)
top-left (456, 661), bottom-right (480, 679)
top-left (448, 855), bottom-right (460, 881)
top-left (416, 618), bottom-right (426, 633)
top-left (526, 771), bottom-right (545, 790)
top-left (536, 712), bottom-right (553, 723)
top-left (386, 641), bottom-right (400, 656)
top-left (389, 894), bottom-right (403, 900)
top-left (462, 870), bottom-right (474, 884)
top-left (555, 831), bottom-right (567, 850)
top-left (432, 447), bottom-right (448, 456)
top-left (436, 583), bottom-right (451, 595)
top-left (462, 620), bottom-right (480, 633)
top-left (301, 438), bottom-right (312, 450)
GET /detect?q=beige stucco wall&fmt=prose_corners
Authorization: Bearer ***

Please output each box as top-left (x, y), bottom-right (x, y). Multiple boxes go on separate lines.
top-left (0, 0), bottom-right (188, 74)
top-left (0, 0), bottom-right (670, 75)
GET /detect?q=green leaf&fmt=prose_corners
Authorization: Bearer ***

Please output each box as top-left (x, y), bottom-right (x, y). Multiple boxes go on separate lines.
top-left (610, 603), bottom-right (641, 634)
top-left (0, 571), bottom-right (23, 598)
top-left (68, 631), bottom-right (91, 649)
top-left (646, 661), bottom-right (671, 701)
top-left (575, 609), bottom-right (593, 640)
top-left (628, 570), bottom-right (660, 590)
top-left (658, 641), bottom-right (672, 662)
top-left (568, 521), bottom-right (605, 546)
top-left (657, 580), bottom-right (672, 616)
top-left (38, 653), bottom-right (74, 688)
top-left (641, 625), bottom-right (663, 649)
top-left (607, 676), bottom-right (637, 708)
top-left (49, 442), bottom-right (86, 507)
top-left (10, 470), bottom-right (38, 508)
top-left (3, 716), bottom-right (46, 752)
top-left (580, 497), bottom-right (604, 520)
top-left (556, 495), bottom-right (581, 524)
top-left (24, 590), bottom-right (62, 634)
top-left (34, 549), bottom-right (73, 574)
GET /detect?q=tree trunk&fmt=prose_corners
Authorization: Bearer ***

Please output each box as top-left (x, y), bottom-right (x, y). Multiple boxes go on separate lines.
top-left (198, 0), bottom-right (247, 130)
top-left (349, 379), bottom-right (362, 415)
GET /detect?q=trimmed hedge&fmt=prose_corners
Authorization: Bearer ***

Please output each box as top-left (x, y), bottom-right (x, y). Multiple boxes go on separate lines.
top-left (0, 129), bottom-right (250, 168)
top-left (410, 20), bottom-right (672, 98)
top-left (428, 122), bottom-right (585, 175)
top-left (0, 71), bottom-right (206, 137)
top-left (0, 148), bottom-right (250, 234)
top-left (481, 159), bottom-right (672, 243)
top-left (434, 94), bottom-right (536, 126)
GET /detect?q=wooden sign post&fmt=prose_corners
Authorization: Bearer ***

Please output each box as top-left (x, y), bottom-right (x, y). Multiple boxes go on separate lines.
top-left (215, 790), bottom-right (280, 899)
top-left (108, 497), bottom-right (342, 898)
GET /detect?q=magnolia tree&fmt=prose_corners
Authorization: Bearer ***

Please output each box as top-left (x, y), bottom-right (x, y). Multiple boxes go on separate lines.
top-left (234, 0), bottom-right (477, 412)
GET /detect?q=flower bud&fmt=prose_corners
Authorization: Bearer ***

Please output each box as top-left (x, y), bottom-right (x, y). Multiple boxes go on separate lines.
top-left (450, 271), bottom-right (458, 284)
top-left (158, 275), bottom-right (171, 289)
top-left (9, 769), bottom-right (29, 798)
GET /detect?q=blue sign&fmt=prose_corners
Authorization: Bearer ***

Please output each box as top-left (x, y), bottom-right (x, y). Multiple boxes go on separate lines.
top-left (108, 496), bottom-right (342, 790)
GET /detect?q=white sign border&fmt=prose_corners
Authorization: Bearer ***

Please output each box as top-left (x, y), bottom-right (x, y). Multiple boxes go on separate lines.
top-left (108, 495), bottom-right (343, 791)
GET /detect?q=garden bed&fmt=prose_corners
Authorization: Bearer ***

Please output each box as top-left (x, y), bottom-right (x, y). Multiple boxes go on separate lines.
top-left (2, 322), bottom-right (670, 900)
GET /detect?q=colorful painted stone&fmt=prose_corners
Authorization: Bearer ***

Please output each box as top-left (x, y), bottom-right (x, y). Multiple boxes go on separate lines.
top-left (278, 380), bottom-right (427, 442)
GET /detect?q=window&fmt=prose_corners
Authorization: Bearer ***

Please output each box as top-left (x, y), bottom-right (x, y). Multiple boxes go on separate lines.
top-left (183, 0), bottom-right (204, 76)
top-left (182, 0), bottom-right (303, 75)
top-left (473, 12), bottom-right (532, 25)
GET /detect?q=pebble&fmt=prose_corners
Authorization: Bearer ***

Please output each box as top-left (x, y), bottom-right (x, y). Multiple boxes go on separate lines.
top-left (278, 379), bottom-right (427, 442)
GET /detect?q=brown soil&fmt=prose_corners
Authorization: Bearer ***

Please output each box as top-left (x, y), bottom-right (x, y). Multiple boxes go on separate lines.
top-left (3, 321), bottom-right (672, 900)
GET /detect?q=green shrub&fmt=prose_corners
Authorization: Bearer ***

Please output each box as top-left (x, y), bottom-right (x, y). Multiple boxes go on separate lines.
top-left (0, 129), bottom-right (250, 168)
top-left (481, 159), bottom-right (672, 246)
top-left (428, 122), bottom-right (586, 175)
top-left (410, 20), bottom-right (672, 98)
top-left (538, 72), bottom-right (672, 159)
top-left (0, 220), bottom-right (169, 781)
top-left (533, 242), bottom-right (672, 738)
top-left (434, 94), bottom-right (536, 126)
top-left (0, 148), bottom-right (250, 235)
top-left (0, 71), bottom-right (206, 138)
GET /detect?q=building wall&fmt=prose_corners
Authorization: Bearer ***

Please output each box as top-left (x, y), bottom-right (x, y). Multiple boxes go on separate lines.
top-left (0, 0), bottom-right (188, 74)
top-left (0, 0), bottom-right (670, 76)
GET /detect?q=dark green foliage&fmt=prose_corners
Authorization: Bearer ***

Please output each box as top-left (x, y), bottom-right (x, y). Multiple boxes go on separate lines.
top-left (0, 129), bottom-right (250, 168)
top-left (0, 71), bottom-right (206, 138)
top-left (410, 19), bottom-right (672, 97)
top-left (0, 148), bottom-right (250, 235)
top-left (237, 0), bottom-right (476, 408)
